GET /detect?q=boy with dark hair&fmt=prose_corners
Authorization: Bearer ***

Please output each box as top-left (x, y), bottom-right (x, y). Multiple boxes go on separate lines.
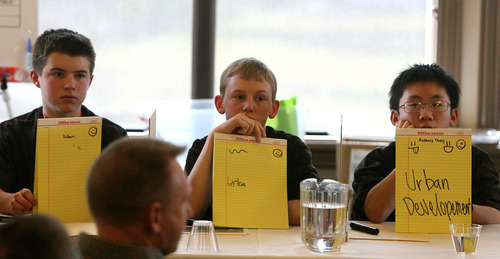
top-left (0, 28), bottom-right (127, 215)
top-left (0, 214), bottom-right (77, 259)
top-left (185, 57), bottom-right (318, 225)
top-left (351, 63), bottom-right (500, 224)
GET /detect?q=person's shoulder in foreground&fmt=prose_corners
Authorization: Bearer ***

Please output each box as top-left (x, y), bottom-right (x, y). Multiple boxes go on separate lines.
top-left (0, 214), bottom-right (78, 259)
top-left (0, 28), bottom-right (126, 217)
top-left (185, 57), bottom-right (317, 225)
top-left (351, 63), bottom-right (500, 224)
top-left (77, 138), bottom-right (192, 258)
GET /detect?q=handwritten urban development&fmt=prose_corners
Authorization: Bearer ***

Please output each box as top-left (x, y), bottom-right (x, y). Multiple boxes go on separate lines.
top-left (226, 177), bottom-right (247, 187)
top-left (402, 168), bottom-right (471, 221)
top-left (396, 128), bottom-right (472, 233)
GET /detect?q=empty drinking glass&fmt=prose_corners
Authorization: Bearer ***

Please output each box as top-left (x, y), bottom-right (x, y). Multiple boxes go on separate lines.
top-left (186, 220), bottom-right (219, 253)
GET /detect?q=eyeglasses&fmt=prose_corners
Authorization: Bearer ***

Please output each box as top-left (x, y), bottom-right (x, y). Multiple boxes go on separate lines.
top-left (398, 101), bottom-right (451, 113)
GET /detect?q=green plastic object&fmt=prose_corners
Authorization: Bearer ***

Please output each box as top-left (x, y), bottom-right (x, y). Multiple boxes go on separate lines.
top-left (266, 96), bottom-right (298, 135)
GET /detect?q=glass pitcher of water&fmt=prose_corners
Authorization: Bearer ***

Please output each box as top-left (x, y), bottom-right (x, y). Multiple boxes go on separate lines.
top-left (300, 178), bottom-right (349, 252)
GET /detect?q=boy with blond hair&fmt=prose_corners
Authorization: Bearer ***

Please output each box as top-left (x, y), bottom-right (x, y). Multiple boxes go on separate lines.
top-left (185, 57), bottom-right (318, 225)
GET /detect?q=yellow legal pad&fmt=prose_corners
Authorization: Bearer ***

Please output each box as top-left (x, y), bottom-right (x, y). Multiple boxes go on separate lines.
top-left (34, 117), bottom-right (102, 222)
top-left (213, 133), bottom-right (288, 229)
top-left (395, 128), bottom-right (471, 233)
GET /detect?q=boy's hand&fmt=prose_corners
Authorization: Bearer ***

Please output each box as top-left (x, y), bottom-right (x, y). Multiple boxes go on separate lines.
top-left (396, 120), bottom-right (415, 129)
top-left (214, 113), bottom-right (266, 142)
top-left (11, 188), bottom-right (37, 215)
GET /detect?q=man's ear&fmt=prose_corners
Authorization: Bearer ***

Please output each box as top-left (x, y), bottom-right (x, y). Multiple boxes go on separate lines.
top-left (30, 70), bottom-right (40, 89)
top-left (268, 100), bottom-right (280, 119)
top-left (449, 108), bottom-right (459, 126)
top-left (147, 202), bottom-right (163, 234)
top-left (390, 110), bottom-right (399, 126)
top-left (215, 95), bottom-right (225, 114)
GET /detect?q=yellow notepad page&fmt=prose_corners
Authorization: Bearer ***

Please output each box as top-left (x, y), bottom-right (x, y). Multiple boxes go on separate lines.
top-left (34, 117), bottom-right (102, 222)
top-left (213, 133), bottom-right (288, 229)
top-left (395, 128), bottom-right (471, 233)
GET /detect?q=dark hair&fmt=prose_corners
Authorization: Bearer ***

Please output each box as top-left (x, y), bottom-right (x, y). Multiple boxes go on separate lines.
top-left (0, 215), bottom-right (77, 259)
top-left (389, 63), bottom-right (460, 111)
top-left (87, 138), bottom-right (185, 227)
top-left (32, 28), bottom-right (96, 74)
top-left (220, 57), bottom-right (278, 100)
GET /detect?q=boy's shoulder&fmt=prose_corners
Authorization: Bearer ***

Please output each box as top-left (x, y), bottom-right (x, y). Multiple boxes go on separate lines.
top-left (265, 126), bottom-right (299, 140)
top-left (265, 126), bottom-right (308, 149)
top-left (0, 107), bottom-right (42, 130)
top-left (471, 145), bottom-right (493, 161)
top-left (81, 106), bottom-right (127, 136)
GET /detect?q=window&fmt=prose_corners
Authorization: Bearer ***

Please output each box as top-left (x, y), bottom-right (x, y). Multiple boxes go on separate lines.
top-left (38, 0), bottom-right (429, 140)
top-left (215, 0), bottom-right (428, 137)
top-left (39, 0), bottom-right (192, 129)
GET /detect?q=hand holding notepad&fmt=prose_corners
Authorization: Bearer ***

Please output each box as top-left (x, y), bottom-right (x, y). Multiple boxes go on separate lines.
top-left (34, 117), bottom-right (102, 222)
top-left (212, 133), bottom-right (288, 229)
top-left (395, 128), bottom-right (472, 233)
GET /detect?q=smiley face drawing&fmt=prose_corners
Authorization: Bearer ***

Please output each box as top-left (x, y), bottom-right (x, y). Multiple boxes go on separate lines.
top-left (88, 126), bottom-right (98, 137)
top-left (408, 141), bottom-right (419, 154)
top-left (273, 149), bottom-right (283, 158)
top-left (443, 141), bottom-right (453, 153)
top-left (456, 139), bottom-right (466, 150)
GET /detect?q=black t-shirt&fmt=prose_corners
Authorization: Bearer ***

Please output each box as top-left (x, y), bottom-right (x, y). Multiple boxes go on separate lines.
top-left (184, 126), bottom-right (319, 220)
top-left (0, 106), bottom-right (128, 193)
top-left (351, 141), bottom-right (500, 221)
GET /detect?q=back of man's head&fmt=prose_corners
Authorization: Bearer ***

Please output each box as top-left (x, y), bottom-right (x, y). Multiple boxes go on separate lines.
top-left (389, 63), bottom-right (460, 111)
top-left (33, 28), bottom-right (96, 74)
top-left (219, 57), bottom-right (278, 100)
top-left (86, 138), bottom-right (185, 227)
top-left (0, 215), bottom-right (76, 259)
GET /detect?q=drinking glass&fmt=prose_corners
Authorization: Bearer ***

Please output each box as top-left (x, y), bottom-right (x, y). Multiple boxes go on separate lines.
top-left (186, 220), bottom-right (219, 253)
top-left (449, 223), bottom-right (482, 254)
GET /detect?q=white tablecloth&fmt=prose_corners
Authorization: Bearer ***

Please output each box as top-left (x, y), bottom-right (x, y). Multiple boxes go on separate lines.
top-left (171, 222), bottom-right (500, 258)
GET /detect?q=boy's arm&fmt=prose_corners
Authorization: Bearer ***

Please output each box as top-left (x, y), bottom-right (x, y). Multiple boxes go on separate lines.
top-left (187, 114), bottom-right (267, 219)
top-left (472, 204), bottom-right (500, 224)
top-left (285, 135), bottom-right (318, 226)
top-left (361, 119), bottom-right (413, 222)
top-left (363, 169), bottom-right (396, 222)
top-left (288, 200), bottom-right (300, 225)
top-left (0, 188), bottom-right (37, 215)
top-left (187, 132), bottom-right (216, 219)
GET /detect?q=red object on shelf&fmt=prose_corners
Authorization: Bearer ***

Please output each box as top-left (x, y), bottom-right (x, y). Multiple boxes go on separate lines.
top-left (0, 66), bottom-right (26, 82)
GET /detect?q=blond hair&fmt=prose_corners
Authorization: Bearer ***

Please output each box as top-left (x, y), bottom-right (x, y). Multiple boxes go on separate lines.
top-left (219, 57), bottom-right (277, 100)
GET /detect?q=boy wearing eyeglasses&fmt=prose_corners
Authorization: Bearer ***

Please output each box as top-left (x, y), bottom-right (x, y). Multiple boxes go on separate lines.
top-left (351, 64), bottom-right (500, 224)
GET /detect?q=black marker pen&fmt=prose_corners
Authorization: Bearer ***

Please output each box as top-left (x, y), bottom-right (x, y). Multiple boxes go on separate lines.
top-left (350, 221), bottom-right (379, 235)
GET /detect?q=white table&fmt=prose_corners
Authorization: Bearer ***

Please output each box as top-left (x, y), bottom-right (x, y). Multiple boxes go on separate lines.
top-left (171, 222), bottom-right (500, 258)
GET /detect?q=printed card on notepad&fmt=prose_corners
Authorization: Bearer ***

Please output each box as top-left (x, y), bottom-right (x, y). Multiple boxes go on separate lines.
top-left (34, 117), bottom-right (102, 222)
top-left (395, 128), bottom-right (472, 233)
top-left (212, 133), bottom-right (288, 229)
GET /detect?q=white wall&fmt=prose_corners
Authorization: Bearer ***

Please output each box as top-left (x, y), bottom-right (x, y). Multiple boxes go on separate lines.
top-left (0, 0), bottom-right (38, 68)
top-left (0, 82), bottom-right (41, 121)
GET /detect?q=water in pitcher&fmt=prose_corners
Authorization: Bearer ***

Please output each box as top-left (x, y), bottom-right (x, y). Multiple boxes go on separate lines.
top-left (301, 202), bottom-right (347, 252)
